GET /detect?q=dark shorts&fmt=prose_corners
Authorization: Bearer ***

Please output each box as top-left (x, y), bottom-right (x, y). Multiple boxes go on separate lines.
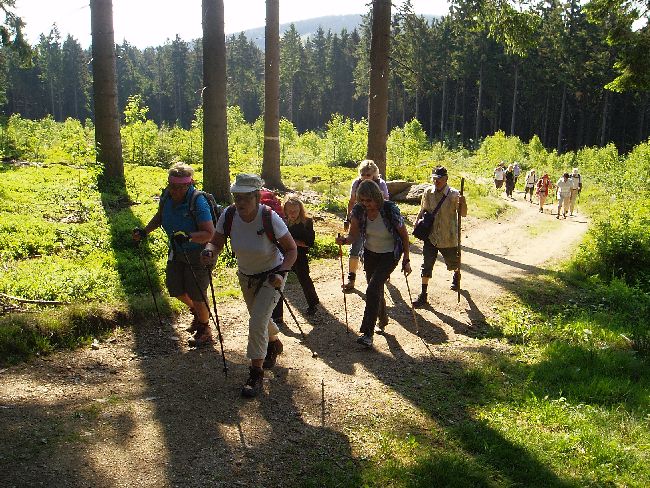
top-left (495, 179), bottom-right (504, 189)
top-left (165, 247), bottom-right (211, 302)
top-left (421, 240), bottom-right (459, 276)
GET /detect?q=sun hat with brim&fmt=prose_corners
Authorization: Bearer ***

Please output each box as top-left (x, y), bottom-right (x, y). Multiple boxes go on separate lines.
top-left (230, 174), bottom-right (264, 193)
top-left (431, 166), bottom-right (448, 180)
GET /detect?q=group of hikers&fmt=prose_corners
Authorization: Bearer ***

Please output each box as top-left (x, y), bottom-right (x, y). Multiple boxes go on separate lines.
top-left (133, 160), bottom-right (466, 398)
top-left (494, 162), bottom-right (583, 218)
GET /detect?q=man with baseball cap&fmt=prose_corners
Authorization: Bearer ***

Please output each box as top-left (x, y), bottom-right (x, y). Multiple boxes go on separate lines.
top-left (412, 166), bottom-right (468, 307)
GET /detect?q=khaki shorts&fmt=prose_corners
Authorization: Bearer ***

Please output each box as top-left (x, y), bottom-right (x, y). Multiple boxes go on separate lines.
top-left (165, 247), bottom-right (211, 301)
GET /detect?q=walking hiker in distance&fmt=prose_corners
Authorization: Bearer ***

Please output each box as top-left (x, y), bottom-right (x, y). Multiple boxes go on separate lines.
top-left (335, 180), bottom-right (411, 348)
top-left (202, 174), bottom-right (297, 398)
top-left (132, 162), bottom-right (216, 347)
top-left (556, 172), bottom-right (572, 219)
top-left (412, 166), bottom-right (468, 308)
top-left (524, 169), bottom-right (537, 202)
top-left (569, 167), bottom-right (582, 216)
top-left (342, 160), bottom-right (389, 292)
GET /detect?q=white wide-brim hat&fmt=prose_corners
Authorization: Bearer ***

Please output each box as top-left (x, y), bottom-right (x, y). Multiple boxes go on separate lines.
top-left (230, 173), bottom-right (264, 193)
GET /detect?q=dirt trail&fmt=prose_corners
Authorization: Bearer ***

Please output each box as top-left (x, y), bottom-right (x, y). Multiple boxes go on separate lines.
top-left (0, 194), bottom-right (589, 487)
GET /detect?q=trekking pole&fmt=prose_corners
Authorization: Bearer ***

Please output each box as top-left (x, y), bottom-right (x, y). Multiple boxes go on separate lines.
top-left (208, 273), bottom-right (229, 375)
top-left (337, 233), bottom-right (350, 334)
top-left (457, 178), bottom-right (465, 303)
top-left (403, 271), bottom-right (419, 333)
top-left (175, 238), bottom-right (228, 375)
top-left (278, 290), bottom-right (318, 359)
top-left (136, 241), bottom-right (164, 328)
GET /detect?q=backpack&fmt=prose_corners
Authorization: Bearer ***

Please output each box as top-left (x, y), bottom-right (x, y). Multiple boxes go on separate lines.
top-left (159, 188), bottom-right (223, 229)
top-left (259, 189), bottom-right (285, 218)
top-left (222, 204), bottom-right (283, 253)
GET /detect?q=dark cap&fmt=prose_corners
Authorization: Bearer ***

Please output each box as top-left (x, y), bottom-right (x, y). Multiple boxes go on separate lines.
top-left (563, 172), bottom-right (570, 178)
top-left (431, 166), bottom-right (448, 180)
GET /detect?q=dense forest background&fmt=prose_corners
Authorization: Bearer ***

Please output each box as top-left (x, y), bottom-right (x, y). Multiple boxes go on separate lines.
top-left (2, 1), bottom-right (649, 153)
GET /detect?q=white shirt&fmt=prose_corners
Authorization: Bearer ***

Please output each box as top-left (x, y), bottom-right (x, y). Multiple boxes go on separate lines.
top-left (494, 167), bottom-right (505, 181)
top-left (570, 174), bottom-right (581, 190)
top-left (364, 214), bottom-right (394, 254)
top-left (556, 178), bottom-right (572, 198)
top-left (525, 172), bottom-right (537, 187)
top-left (215, 206), bottom-right (289, 276)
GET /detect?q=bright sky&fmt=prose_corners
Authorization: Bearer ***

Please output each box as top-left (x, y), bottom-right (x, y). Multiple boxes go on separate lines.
top-left (14, 0), bottom-right (450, 48)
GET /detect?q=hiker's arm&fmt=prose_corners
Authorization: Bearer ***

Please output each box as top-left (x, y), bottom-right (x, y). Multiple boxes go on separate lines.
top-left (268, 233), bottom-right (298, 289)
top-left (205, 232), bottom-right (226, 256)
top-left (278, 233), bottom-right (297, 272)
top-left (134, 210), bottom-right (162, 241)
top-left (397, 223), bottom-right (411, 275)
top-left (189, 220), bottom-right (215, 245)
top-left (459, 195), bottom-right (467, 217)
top-left (336, 216), bottom-right (360, 245)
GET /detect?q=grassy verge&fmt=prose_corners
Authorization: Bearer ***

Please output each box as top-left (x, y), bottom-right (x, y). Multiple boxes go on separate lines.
top-left (328, 268), bottom-right (649, 487)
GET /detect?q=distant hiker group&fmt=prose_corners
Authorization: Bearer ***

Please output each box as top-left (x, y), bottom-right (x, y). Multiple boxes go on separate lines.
top-left (494, 162), bottom-right (583, 216)
top-left (134, 161), bottom-right (468, 398)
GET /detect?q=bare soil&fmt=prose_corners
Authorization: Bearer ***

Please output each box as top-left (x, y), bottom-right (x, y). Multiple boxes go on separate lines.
top-left (0, 195), bottom-right (589, 487)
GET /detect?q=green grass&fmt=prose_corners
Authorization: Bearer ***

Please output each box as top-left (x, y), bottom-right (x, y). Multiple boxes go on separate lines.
top-left (337, 267), bottom-right (650, 487)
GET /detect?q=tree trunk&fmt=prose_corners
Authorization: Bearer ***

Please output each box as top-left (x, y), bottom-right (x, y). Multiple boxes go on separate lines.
top-left (542, 90), bottom-right (550, 146)
top-left (366, 0), bottom-right (391, 177)
top-left (557, 85), bottom-right (567, 153)
top-left (429, 93), bottom-right (434, 142)
top-left (461, 78), bottom-right (467, 145)
top-left (90, 0), bottom-right (124, 180)
top-left (202, 0), bottom-right (231, 201)
top-left (261, 0), bottom-right (283, 189)
top-left (510, 62), bottom-right (519, 136)
top-left (637, 93), bottom-right (648, 143)
top-left (440, 77), bottom-right (447, 140)
top-left (452, 81), bottom-right (459, 146)
top-left (475, 60), bottom-right (483, 143)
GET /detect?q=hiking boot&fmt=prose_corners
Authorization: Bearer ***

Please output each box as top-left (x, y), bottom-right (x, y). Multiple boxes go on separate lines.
top-left (343, 278), bottom-right (355, 292)
top-left (262, 339), bottom-right (283, 369)
top-left (356, 334), bottom-right (373, 348)
top-left (556, 214), bottom-right (560, 219)
top-left (185, 315), bottom-right (200, 333)
top-left (450, 271), bottom-right (460, 291)
top-left (188, 323), bottom-right (212, 347)
top-left (412, 293), bottom-right (428, 308)
top-left (376, 315), bottom-right (389, 334)
top-left (241, 366), bottom-right (264, 398)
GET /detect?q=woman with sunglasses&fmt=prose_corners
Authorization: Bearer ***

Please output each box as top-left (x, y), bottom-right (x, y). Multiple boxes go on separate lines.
top-left (343, 160), bottom-right (389, 291)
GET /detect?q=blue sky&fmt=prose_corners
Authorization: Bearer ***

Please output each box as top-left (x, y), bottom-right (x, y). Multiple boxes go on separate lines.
top-left (14, 0), bottom-right (450, 48)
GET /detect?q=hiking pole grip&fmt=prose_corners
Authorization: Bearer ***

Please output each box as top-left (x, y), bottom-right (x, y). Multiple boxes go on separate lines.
top-left (337, 233), bottom-right (350, 334)
top-left (457, 178), bottom-right (465, 303)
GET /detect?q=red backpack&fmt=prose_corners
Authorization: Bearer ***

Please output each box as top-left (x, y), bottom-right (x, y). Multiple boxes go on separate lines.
top-left (259, 188), bottom-right (284, 218)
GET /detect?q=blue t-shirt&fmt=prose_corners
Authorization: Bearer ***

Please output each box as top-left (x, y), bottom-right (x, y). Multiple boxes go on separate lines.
top-left (161, 185), bottom-right (212, 251)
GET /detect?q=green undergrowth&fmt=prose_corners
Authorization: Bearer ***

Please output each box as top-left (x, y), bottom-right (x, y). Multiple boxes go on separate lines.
top-left (332, 266), bottom-right (649, 487)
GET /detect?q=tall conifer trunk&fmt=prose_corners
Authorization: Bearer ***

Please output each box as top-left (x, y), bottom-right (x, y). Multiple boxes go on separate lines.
top-left (366, 0), bottom-right (391, 177)
top-left (202, 0), bottom-right (230, 201)
top-left (261, 0), bottom-right (284, 189)
top-left (90, 0), bottom-right (124, 180)
top-left (510, 62), bottom-right (519, 135)
top-left (557, 85), bottom-right (567, 152)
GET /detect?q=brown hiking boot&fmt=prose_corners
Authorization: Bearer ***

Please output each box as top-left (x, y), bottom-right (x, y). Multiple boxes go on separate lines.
top-left (262, 339), bottom-right (284, 369)
top-left (241, 366), bottom-right (264, 398)
top-left (188, 322), bottom-right (212, 347)
top-left (185, 315), bottom-right (200, 333)
top-left (342, 278), bottom-right (355, 292)
top-left (412, 293), bottom-right (428, 308)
